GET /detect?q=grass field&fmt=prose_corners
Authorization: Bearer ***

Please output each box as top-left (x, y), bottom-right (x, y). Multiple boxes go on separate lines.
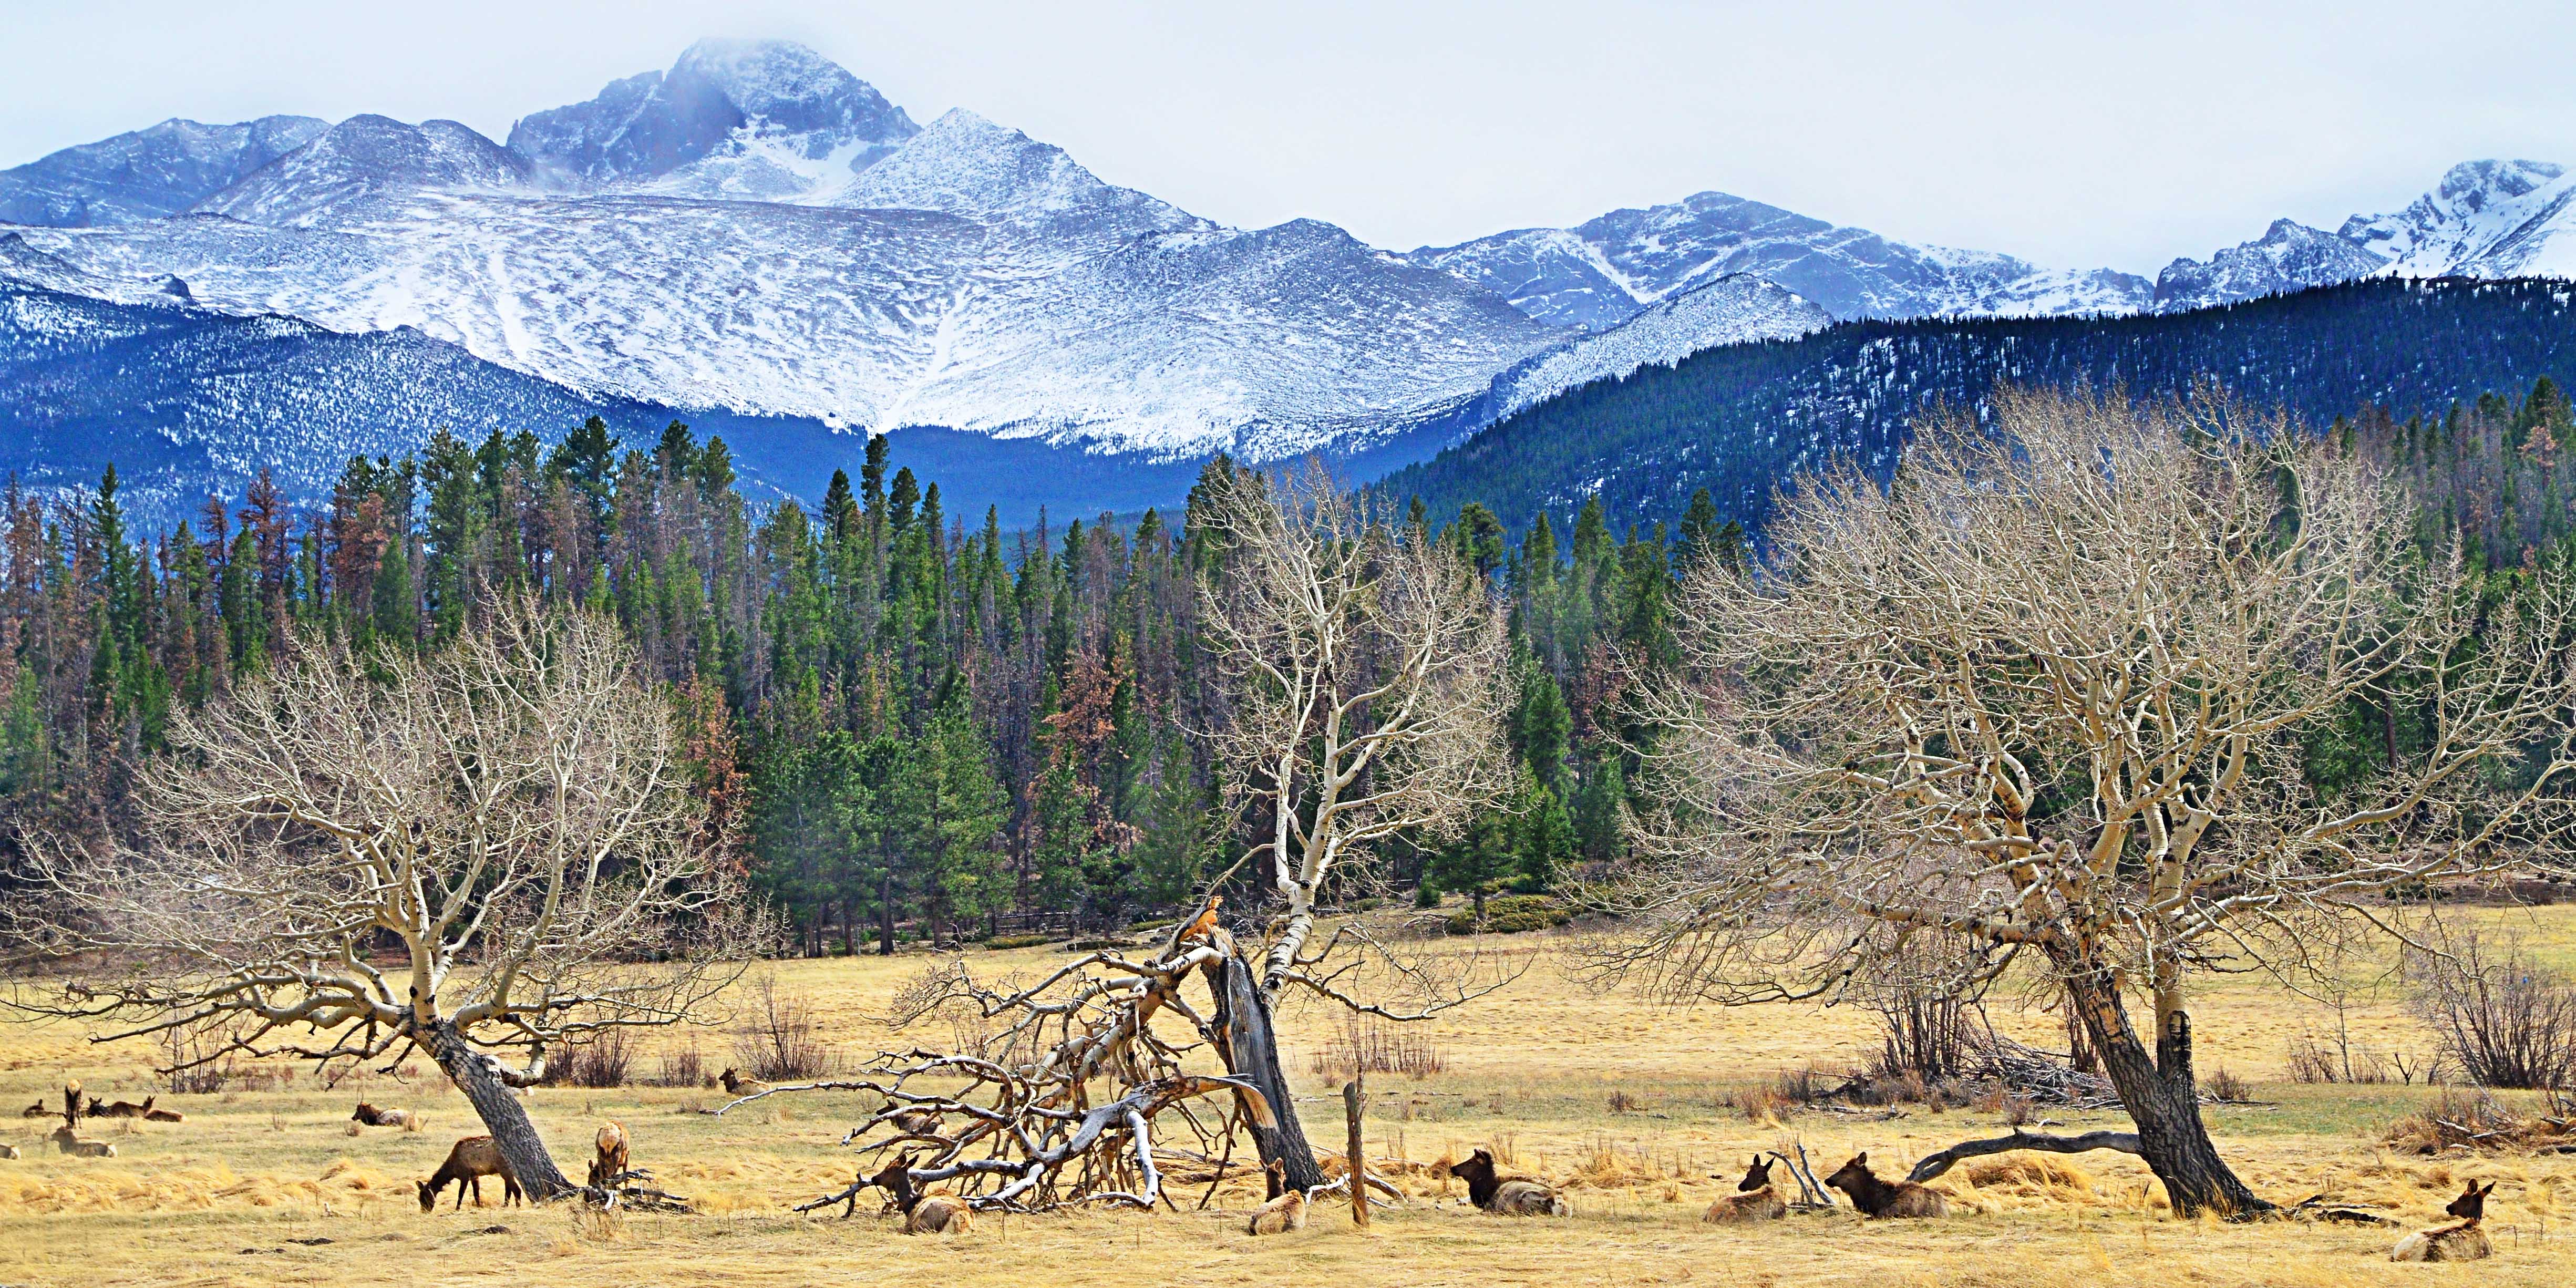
top-left (5, 904), bottom-right (2575, 1287)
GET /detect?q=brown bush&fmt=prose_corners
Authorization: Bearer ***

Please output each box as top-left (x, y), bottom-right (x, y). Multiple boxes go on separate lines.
top-left (731, 975), bottom-right (830, 1081)
top-left (2406, 929), bottom-right (2576, 1090)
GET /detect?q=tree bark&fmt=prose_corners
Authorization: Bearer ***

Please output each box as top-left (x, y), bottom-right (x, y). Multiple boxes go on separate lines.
top-left (1210, 952), bottom-right (1326, 1194)
top-left (1343, 1075), bottom-right (1369, 1228)
top-left (2060, 966), bottom-right (2269, 1217)
top-left (878, 873), bottom-right (895, 956)
top-left (421, 1019), bottom-right (574, 1201)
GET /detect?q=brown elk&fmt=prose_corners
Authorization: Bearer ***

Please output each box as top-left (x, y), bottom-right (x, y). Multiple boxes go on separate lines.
top-left (1245, 1188), bottom-right (1307, 1234)
top-left (1703, 1153), bottom-right (1788, 1223)
top-left (1, 1143), bottom-right (19, 1160)
top-left (92, 1095), bottom-right (154, 1119)
top-left (869, 1155), bottom-right (973, 1234)
top-left (50, 1125), bottom-right (116, 1158)
top-left (2392, 1179), bottom-right (2495, 1262)
top-left (1824, 1152), bottom-right (1949, 1218)
top-left (588, 1121), bottom-right (630, 1189)
top-left (718, 1068), bottom-right (770, 1096)
top-left (143, 1107), bottom-right (186, 1123)
top-left (873, 1100), bottom-right (943, 1139)
top-left (417, 1136), bottom-right (523, 1212)
top-left (350, 1101), bottom-right (417, 1129)
top-left (19, 1100), bottom-right (50, 1119)
top-left (1444, 1148), bottom-right (1569, 1216)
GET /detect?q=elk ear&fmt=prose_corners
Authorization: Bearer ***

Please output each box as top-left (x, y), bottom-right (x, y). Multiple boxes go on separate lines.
top-left (1854, 1151), bottom-right (1868, 1164)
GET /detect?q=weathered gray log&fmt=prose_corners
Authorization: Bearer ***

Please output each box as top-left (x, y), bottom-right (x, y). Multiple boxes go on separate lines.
top-left (1905, 1128), bottom-right (2145, 1183)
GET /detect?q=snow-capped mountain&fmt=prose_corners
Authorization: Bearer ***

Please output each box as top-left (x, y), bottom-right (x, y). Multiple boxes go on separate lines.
top-left (0, 41), bottom-right (1810, 477)
top-left (2342, 159), bottom-right (2576, 279)
top-left (1483, 274), bottom-right (1829, 422)
top-left (509, 38), bottom-right (920, 199)
top-left (1407, 191), bottom-right (2151, 328)
top-left (197, 115), bottom-right (533, 226)
top-left (5, 36), bottom-right (2572, 524)
top-left (0, 115), bottom-right (328, 227)
top-left (2150, 219), bottom-right (2388, 312)
top-left (2154, 161), bottom-right (2576, 309)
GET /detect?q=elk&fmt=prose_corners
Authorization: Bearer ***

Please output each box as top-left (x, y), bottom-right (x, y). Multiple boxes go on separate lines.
top-left (1246, 1186), bottom-right (1307, 1235)
top-left (718, 1068), bottom-right (769, 1096)
top-left (869, 1156), bottom-right (973, 1234)
top-left (588, 1121), bottom-right (630, 1189)
top-left (2392, 1179), bottom-right (2495, 1262)
top-left (874, 1101), bottom-right (943, 1139)
top-left (1825, 1153), bottom-right (1948, 1218)
top-left (1, 1143), bottom-right (19, 1159)
top-left (92, 1095), bottom-right (154, 1119)
top-left (1444, 1148), bottom-right (1569, 1216)
top-left (50, 1125), bottom-right (116, 1158)
top-left (143, 1107), bottom-right (186, 1123)
top-left (418, 1136), bottom-right (523, 1212)
top-left (19, 1100), bottom-right (50, 1118)
top-left (1703, 1153), bottom-right (1788, 1223)
top-left (350, 1102), bottom-right (417, 1129)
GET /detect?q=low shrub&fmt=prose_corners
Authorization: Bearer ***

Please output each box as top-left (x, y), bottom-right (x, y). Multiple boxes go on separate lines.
top-left (984, 933), bottom-right (1057, 951)
top-left (1445, 894), bottom-right (1573, 934)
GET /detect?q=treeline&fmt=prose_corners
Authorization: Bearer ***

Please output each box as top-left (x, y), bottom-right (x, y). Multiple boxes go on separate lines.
top-left (0, 418), bottom-right (1675, 953)
top-left (5, 373), bottom-right (2570, 951)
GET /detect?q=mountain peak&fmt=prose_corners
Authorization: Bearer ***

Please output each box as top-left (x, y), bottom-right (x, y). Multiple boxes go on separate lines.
top-left (2434, 158), bottom-right (2563, 209)
top-left (828, 107), bottom-right (1196, 234)
top-left (193, 115), bottom-right (528, 226)
top-left (508, 38), bottom-right (916, 188)
top-left (0, 115), bottom-right (329, 227)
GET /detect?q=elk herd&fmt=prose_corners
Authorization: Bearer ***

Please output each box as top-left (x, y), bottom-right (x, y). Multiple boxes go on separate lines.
top-left (3, 1073), bottom-right (2513, 1261)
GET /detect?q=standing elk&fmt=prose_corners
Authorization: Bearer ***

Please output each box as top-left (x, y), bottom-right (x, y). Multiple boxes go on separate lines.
top-left (588, 1121), bottom-right (630, 1189)
top-left (2392, 1179), bottom-right (2495, 1262)
top-left (1704, 1154), bottom-right (1788, 1223)
top-left (869, 1155), bottom-right (973, 1234)
top-left (1824, 1153), bottom-right (1948, 1218)
top-left (417, 1136), bottom-right (523, 1212)
top-left (50, 1125), bottom-right (115, 1158)
top-left (1444, 1148), bottom-right (1569, 1216)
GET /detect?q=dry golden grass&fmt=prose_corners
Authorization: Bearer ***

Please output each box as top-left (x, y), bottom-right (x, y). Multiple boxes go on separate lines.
top-left (5, 904), bottom-right (2575, 1285)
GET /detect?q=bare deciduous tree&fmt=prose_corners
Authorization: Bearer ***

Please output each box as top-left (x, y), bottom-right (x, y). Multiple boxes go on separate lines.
top-left (744, 462), bottom-right (1518, 1210)
top-left (1595, 387), bottom-right (2576, 1215)
top-left (8, 603), bottom-right (755, 1199)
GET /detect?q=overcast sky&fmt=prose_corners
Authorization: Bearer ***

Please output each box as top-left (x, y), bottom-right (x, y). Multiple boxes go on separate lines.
top-left (5, 1), bottom-right (2571, 271)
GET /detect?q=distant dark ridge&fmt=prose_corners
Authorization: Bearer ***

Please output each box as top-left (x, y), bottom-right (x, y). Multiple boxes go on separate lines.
top-left (1374, 276), bottom-right (2576, 537)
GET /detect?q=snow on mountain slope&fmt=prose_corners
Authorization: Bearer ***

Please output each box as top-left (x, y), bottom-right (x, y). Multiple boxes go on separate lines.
top-left (2151, 218), bottom-right (2389, 312)
top-left (1409, 191), bottom-right (2150, 328)
top-left (1486, 274), bottom-right (1829, 420)
top-left (193, 115), bottom-right (533, 226)
top-left (2342, 160), bottom-right (2576, 279)
top-left (14, 110), bottom-right (1569, 460)
top-left (507, 38), bottom-right (919, 194)
top-left (0, 116), bottom-right (328, 227)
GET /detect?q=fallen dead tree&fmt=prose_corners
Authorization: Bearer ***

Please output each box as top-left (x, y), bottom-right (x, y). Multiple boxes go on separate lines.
top-left (1905, 1129), bottom-right (2144, 1183)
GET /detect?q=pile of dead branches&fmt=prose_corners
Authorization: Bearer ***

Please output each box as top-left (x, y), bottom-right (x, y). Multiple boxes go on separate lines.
top-left (2385, 1088), bottom-right (2576, 1156)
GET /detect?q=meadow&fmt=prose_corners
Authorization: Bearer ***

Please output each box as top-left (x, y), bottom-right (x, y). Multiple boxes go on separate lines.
top-left (5, 905), bottom-right (2574, 1288)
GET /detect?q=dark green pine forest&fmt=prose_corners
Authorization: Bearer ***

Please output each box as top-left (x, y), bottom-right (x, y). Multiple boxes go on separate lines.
top-left (1382, 277), bottom-right (2576, 540)
top-left (3, 281), bottom-right (2574, 953)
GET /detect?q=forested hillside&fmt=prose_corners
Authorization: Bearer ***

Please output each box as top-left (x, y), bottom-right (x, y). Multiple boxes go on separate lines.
top-left (1379, 277), bottom-right (2576, 538)
top-left (0, 365), bottom-right (2570, 956)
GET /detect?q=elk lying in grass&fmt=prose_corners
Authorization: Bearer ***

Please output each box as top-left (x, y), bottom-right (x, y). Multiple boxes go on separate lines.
top-left (350, 1102), bottom-right (419, 1130)
top-left (1246, 1188), bottom-right (1307, 1234)
top-left (1, 1142), bottom-right (19, 1159)
top-left (1703, 1154), bottom-right (1788, 1223)
top-left (143, 1106), bottom-right (185, 1122)
top-left (868, 1156), bottom-right (972, 1234)
top-left (91, 1095), bottom-right (154, 1119)
top-left (19, 1100), bottom-right (50, 1119)
top-left (49, 1125), bottom-right (115, 1158)
top-left (1825, 1152), bottom-right (1948, 1218)
top-left (588, 1121), bottom-right (630, 1189)
top-left (418, 1136), bottom-right (523, 1212)
top-left (718, 1068), bottom-right (770, 1096)
top-left (2393, 1180), bottom-right (2495, 1262)
top-left (1444, 1148), bottom-right (1569, 1216)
